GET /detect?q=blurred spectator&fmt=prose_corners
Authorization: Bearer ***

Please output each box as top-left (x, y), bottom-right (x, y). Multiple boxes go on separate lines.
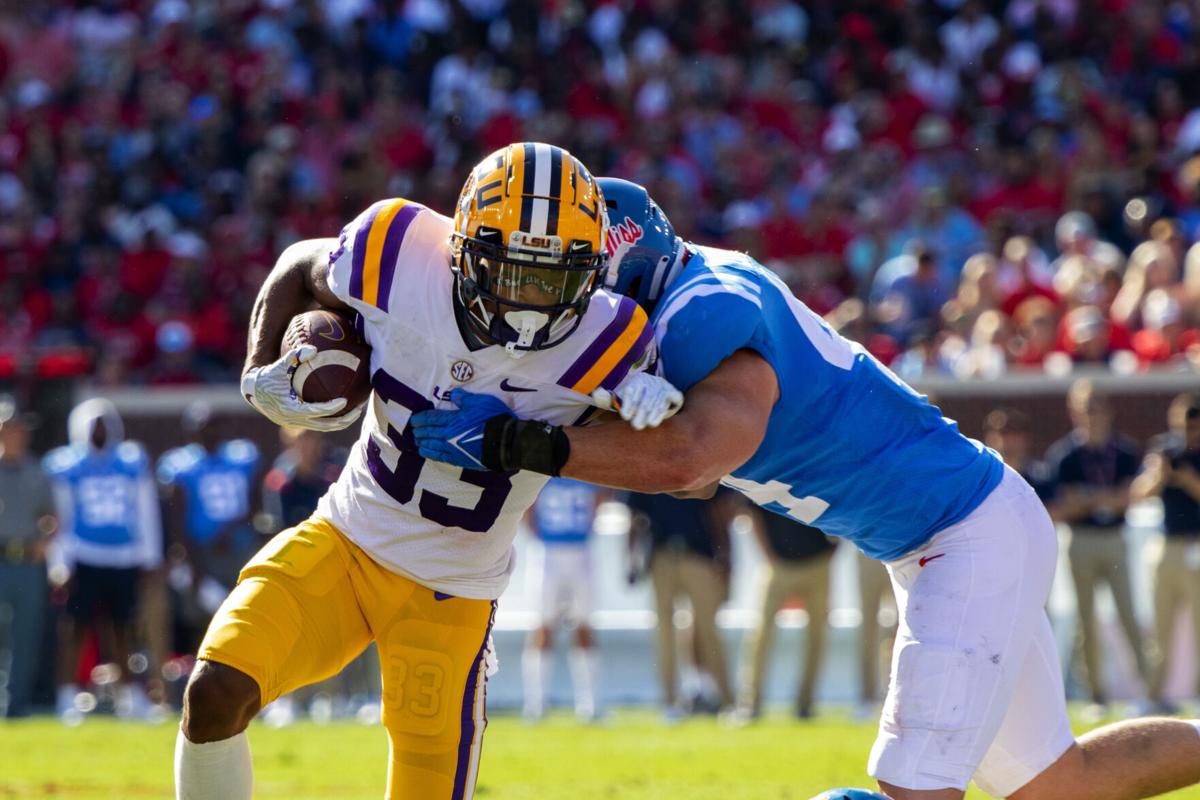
top-left (157, 402), bottom-right (261, 650)
top-left (0, 1), bottom-right (1195, 381)
top-left (953, 308), bottom-right (1008, 379)
top-left (1131, 288), bottom-right (1200, 366)
top-left (44, 398), bottom-right (162, 723)
top-left (733, 508), bottom-right (835, 721)
top-left (0, 397), bottom-right (55, 718)
top-left (0, 0), bottom-right (1190, 381)
top-left (1131, 394), bottom-right (1200, 714)
top-left (1063, 305), bottom-right (1127, 367)
top-left (872, 242), bottom-right (950, 345)
top-left (261, 428), bottom-right (344, 532)
top-left (939, 1), bottom-right (999, 73)
top-left (856, 552), bottom-right (894, 718)
top-left (1112, 242), bottom-right (1179, 329)
top-left (627, 492), bottom-right (733, 719)
top-left (522, 478), bottom-right (605, 723)
top-left (982, 407), bottom-right (1055, 501)
top-left (1009, 296), bottom-right (1060, 368)
top-left (892, 323), bottom-right (955, 381)
top-left (998, 236), bottom-right (1058, 319)
top-left (1047, 381), bottom-right (1149, 713)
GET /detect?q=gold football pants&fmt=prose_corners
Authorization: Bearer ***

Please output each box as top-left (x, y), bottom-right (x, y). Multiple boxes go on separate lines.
top-left (199, 516), bottom-right (495, 799)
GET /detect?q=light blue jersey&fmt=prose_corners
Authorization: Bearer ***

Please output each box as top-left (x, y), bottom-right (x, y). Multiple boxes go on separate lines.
top-left (158, 441), bottom-right (260, 545)
top-left (531, 478), bottom-right (599, 545)
top-left (44, 441), bottom-right (161, 568)
top-left (652, 245), bottom-right (1003, 561)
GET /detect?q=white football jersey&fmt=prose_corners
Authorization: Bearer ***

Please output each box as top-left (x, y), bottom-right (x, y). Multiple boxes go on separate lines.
top-left (316, 198), bottom-right (653, 599)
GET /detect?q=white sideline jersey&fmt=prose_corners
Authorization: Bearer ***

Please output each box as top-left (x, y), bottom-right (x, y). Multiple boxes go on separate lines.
top-left (316, 198), bottom-right (654, 599)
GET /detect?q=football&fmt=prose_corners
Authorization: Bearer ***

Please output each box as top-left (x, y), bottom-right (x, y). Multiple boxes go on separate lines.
top-left (280, 308), bottom-right (372, 413)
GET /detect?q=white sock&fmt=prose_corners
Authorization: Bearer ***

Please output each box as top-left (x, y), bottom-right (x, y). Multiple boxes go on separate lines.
top-left (174, 727), bottom-right (253, 800)
top-left (569, 647), bottom-right (598, 719)
top-left (522, 647), bottom-right (552, 718)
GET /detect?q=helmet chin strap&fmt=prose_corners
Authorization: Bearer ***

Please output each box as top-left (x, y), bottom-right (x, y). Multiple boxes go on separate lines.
top-left (503, 310), bottom-right (550, 359)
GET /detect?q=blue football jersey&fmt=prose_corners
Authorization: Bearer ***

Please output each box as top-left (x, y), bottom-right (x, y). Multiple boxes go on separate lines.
top-left (44, 441), bottom-right (153, 549)
top-left (531, 478), bottom-right (600, 545)
top-left (652, 245), bottom-right (1003, 561)
top-left (158, 440), bottom-right (259, 544)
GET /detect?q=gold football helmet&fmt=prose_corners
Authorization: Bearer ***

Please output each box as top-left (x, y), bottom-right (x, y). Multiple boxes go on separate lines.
top-left (452, 143), bottom-right (609, 355)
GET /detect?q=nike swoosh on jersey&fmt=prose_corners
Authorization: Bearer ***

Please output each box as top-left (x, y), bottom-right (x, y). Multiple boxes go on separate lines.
top-left (499, 379), bottom-right (537, 393)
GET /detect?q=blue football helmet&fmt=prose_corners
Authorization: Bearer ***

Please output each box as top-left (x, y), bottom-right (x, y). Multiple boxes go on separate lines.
top-left (596, 177), bottom-right (684, 314)
top-left (810, 791), bottom-right (890, 800)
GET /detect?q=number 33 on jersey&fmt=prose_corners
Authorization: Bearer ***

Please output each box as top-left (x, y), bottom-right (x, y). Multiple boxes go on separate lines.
top-left (316, 197), bottom-right (654, 600)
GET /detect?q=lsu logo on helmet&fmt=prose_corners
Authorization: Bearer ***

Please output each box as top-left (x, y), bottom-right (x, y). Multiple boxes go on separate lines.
top-left (451, 143), bottom-right (609, 357)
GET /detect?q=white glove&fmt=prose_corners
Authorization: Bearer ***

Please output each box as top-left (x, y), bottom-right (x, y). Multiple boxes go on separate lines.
top-left (241, 345), bottom-right (364, 432)
top-left (592, 372), bottom-right (684, 431)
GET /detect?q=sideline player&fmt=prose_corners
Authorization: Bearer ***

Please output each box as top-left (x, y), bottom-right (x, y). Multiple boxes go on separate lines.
top-left (412, 178), bottom-right (1200, 800)
top-left (522, 477), bottom-right (606, 722)
top-left (46, 398), bottom-right (162, 723)
top-left (174, 145), bottom-right (680, 800)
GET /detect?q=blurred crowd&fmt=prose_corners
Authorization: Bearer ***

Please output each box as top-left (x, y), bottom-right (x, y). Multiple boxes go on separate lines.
top-left (3, 1), bottom-right (1200, 384)
top-left (1, 384), bottom-right (1198, 723)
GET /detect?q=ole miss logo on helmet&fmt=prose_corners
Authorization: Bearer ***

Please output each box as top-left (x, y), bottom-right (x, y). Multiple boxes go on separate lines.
top-left (605, 216), bottom-right (644, 260)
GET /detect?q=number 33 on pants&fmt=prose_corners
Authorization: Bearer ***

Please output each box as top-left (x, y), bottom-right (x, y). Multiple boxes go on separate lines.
top-left (198, 516), bottom-right (497, 800)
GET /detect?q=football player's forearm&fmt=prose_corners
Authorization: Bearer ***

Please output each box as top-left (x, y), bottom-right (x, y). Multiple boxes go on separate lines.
top-left (561, 350), bottom-right (777, 493)
top-left (562, 417), bottom-right (717, 492)
top-left (244, 238), bottom-right (341, 373)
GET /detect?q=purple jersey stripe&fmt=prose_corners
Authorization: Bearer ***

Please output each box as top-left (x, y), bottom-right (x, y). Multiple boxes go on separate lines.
top-left (598, 320), bottom-right (653, 392)
top-left (451, 601), bottom-right (496, 800)
top-left (557, 298), bottom-right (636, 389)
top-left (375, 203), bottom-right (422, 312)
top-left (349, 201), bottom-right (387, 301)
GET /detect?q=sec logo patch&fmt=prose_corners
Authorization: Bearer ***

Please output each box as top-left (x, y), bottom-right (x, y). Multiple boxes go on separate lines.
top-left (450, 360), bottom-right (475, 383)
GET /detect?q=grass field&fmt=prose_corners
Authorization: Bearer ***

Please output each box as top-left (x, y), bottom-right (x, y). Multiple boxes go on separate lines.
top-left (3, 710), bottom-right (1200, 799)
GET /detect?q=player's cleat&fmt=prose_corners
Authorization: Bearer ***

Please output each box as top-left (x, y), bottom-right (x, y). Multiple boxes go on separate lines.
top-left (809, 790), bottom-right (891, 800)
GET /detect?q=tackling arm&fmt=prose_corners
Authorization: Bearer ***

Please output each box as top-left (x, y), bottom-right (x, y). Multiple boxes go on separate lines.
top-left (559, 349), bottom-right (779, 493)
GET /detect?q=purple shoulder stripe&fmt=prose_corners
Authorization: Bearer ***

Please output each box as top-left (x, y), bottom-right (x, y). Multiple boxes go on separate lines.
top-left (349, 201), bottom-right (388, 301)
top-left (376, 203), bottom-right (422, 312)
top-left (598, 320), bottom-right (654, 391)
top-left (557, 297), bottom-right (637, 389)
